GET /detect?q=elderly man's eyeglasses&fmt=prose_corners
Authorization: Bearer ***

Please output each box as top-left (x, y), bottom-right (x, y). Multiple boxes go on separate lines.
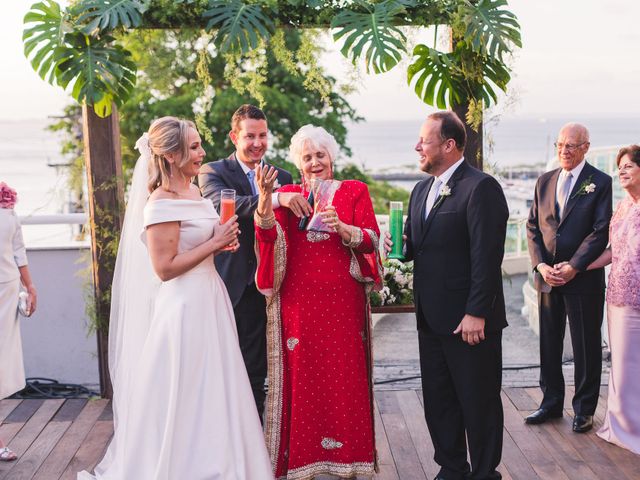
top-left (554, 142), bottom-right (588, 151)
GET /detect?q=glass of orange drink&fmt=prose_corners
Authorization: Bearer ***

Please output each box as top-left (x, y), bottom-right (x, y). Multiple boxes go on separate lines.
top-left (220, 189), bottom-right (236, 251)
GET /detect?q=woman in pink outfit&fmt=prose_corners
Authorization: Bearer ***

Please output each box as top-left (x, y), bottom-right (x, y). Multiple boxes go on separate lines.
top-left (589, 145), bottom-right (640, 454)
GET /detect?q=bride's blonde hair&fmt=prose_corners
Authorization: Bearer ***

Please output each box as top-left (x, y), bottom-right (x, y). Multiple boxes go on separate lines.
top-left (147, 116), bottom-right (197, 193)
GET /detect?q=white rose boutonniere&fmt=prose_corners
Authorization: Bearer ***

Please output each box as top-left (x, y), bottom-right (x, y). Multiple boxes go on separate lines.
top-left (273, 179), bottom-right (281, 190)
top-left (432, 184), bottom-right (452, 210)
top-left (571, 175), bottom-right (596, 199)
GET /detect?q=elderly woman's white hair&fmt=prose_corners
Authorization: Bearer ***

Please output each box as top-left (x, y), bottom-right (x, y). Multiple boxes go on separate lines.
top-left (288, 124), bottom-right (340, 170)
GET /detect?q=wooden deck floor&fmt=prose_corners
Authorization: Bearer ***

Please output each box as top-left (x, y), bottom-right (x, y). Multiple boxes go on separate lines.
top-left (1, 387), bottom-right (639, 480)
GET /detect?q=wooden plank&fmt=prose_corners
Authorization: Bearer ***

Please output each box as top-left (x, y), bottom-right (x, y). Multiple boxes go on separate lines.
top-left (33, 399), bottom-right (110, 480)
top-left (5, 421), bottom-right (70, 480)
top-left (512, 397), bottom-right (600, 480)
top-left (503, 387), bottom-right (538, 412)
top-left (501, 391), bottom-right (570, 479)
top-left (51, 400), bottom-right (88, 423)
top-left (59, 419), bottom-right (114, 480)
top-left (499, 430), bottom-right (537, 480)
top-left (0, 400), bottom-right (63, 480)
top-left (381, 411), bottom-right (427, 480)
top-left (373, 400), bottom-right (397, 473)
top-left (525, 386), bottom-right (632, 480)
top-left (376, 390), bottom-right (402, 415)
top-left (396, 390), bottom-right (439, 479)
top-left (3, 400), bottom-right (44, 424)
top-left (0, 400), bottom-right (22, 423)
top-left (0, 423), bottom-right (23, 446)
top-left (496, 462), bottom-right (513, 480)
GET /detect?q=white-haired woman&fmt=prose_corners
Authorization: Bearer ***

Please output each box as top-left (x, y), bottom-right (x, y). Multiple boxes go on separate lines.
top-left (78, 117), bottom-right (273, 479)
top-left (0, 182), bottom-right (37, 462)
top-left (253, 125), bottom-right (383, 479)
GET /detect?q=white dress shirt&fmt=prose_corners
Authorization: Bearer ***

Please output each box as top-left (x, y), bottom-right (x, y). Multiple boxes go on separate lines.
top-left (555, 159), bottom-right (586, 201)
top-left (236, 158), bottom-right (281, 209)
top-left (425, 157), bottom-right (465, 218)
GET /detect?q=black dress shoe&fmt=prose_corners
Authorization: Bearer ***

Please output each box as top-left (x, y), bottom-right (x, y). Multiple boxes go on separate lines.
top-left (572, 414), bottom-right (593, 433)
top-left (524, 407), bottom-right (563, 425)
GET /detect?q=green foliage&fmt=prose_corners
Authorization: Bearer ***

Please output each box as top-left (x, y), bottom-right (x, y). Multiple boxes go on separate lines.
top-left (23, 0), bottom-right (138, 117)
top-left (407, 0), bottom-right (520, 110)
top-left (23, 0), bottom-right (69, 84)
top-left (204, 0), bottom-right (274, 53)
top-left (109, 29), bottom-right (361, 174)
top-left (56, 34), bottom-right (137, 117)
top-left (459, 0), bottom-right (522, 62)
top-left (73, 0), bottom-right (148, 33)
top-left (408, 45), bottom-right (462, 109)
top-left (331, 0), bottom-right (413, 74)
top-left (408, 40), bottom-right (511, 110)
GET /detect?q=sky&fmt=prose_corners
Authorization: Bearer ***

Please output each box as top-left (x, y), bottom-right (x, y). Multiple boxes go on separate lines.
top-left (1, 0), bottom-right (639, 122)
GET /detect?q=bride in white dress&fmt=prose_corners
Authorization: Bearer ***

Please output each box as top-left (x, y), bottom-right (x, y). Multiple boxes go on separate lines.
top-left (78, 117), bottom-right (273, 479)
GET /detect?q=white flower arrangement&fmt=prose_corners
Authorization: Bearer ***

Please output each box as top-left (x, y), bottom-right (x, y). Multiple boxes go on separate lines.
top-left (370, 259), bottom-right (414, 307)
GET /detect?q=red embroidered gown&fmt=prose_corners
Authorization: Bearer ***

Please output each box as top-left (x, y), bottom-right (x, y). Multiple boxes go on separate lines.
top-left (255, 180), bottom-right (382, 480)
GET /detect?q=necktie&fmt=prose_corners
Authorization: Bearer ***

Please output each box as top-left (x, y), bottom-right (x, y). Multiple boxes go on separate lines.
top-left (425, 178), bottom-right (443, 219)
top-left (557, 171), bottom-right (573, 219)
top-left (247, 169), bottom-right (257, 195)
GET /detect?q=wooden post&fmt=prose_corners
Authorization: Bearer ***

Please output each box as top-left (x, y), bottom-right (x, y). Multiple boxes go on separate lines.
top-left (82, 104), bottom-right (125, 399)
top-left (453, 103), bottom-right (483, 171)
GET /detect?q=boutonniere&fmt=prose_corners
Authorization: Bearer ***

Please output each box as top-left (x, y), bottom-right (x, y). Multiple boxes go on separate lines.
top-left (571, 175), bottom-right (595, 199)
top-left (432, 185), bottom-right (452, 209)
top-left (273, 179), bottom-right (281, 190)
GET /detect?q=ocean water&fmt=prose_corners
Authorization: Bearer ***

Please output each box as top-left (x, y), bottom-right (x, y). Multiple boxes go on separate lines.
top-left (2, 116), bottom-right (639, 245)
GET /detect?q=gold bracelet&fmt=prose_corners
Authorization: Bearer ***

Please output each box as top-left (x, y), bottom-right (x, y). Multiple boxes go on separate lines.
top-left (342, 226), bottom-right (363, 248)
top-left (254, 211), bottom-right (276, 229)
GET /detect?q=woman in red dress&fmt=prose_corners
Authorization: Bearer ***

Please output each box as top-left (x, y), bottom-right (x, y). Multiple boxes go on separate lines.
top-left (254, 125), bottom-right (383, 479)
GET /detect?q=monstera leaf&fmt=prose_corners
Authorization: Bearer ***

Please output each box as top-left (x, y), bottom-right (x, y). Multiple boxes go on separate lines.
top-left (203, 0), bottom-right (274, 53)
top-left (408, 44), bottom-right (463, 109)
top-left (23, 0), bottom-right (72, 84)
top-left (477, 54), bottom-right (511, 105)
top-left (331, 0), bottom-right (413, 74)
top-left (408, 43), bottom-right (511, 109)
top-left (460, 0), bottom-right (521, 62)
top-left (54, 34), bottom-right (137, 117)
top-left (74, 0), bottom-right (149, 34)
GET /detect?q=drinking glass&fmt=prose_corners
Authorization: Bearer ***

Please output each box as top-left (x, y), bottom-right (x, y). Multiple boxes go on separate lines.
top-left (388, 201), bottom-right (404, 260)
top-left (220, 189), bottom-right (236, 251)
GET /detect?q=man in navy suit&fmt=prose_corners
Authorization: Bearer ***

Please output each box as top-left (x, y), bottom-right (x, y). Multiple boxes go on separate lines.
top-left (526, 123), bottom-right (612, 433)
top-left (386, 111), bottom-right (509, 480)
top-left (198, 105), bottom-right (311, 419)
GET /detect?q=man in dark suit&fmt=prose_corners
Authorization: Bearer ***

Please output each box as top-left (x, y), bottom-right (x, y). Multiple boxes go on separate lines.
top-left (386, 111), bottom-right (509, 480)
top-left (525, 123), bottom-right (612, 433)
top-left (198, 104), bottom-right (310, 418)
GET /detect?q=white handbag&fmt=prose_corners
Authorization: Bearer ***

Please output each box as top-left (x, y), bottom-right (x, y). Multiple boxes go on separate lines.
top-left (18, 291), bottom-right (30, 316)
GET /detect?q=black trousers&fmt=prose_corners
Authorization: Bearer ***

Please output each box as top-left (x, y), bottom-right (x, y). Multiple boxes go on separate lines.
top-left (419, 329), bottom-right (503, 480)
top-left (233, 282), bottom-right (268, 420)
top-left (538, 290), bottom-right (604, 415)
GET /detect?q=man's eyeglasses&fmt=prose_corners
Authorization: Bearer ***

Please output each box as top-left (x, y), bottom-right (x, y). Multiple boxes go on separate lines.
top-left (554, 142), bottom-right (588, 151)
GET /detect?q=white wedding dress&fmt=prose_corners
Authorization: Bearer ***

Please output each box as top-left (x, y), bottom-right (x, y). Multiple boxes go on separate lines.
top-left (79, 198), bottom-right (273, 480)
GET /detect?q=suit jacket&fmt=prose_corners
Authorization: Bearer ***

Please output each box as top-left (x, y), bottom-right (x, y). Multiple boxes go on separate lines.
top-left (198, 154), bottom-right (293, 306)
top-left (526, 162), bottom-right (612, 294)
top-left (404, 161), bottom-right (509, 335)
